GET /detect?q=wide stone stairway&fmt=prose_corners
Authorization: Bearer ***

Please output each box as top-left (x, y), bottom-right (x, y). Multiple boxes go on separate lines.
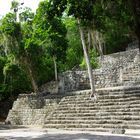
top-left (44, 86), bottom-right (140, 132)
top-left (5, 48), bottom-right (140, 132)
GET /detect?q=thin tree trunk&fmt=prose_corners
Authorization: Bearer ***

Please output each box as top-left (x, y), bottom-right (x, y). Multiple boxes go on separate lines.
top-left (90, 31), bottom-right (97, 51)
top-left (91, 30), bottom-right (104, 58)
top-left (12, 39), bottom-right (38, 93)
top-left (28, 64), bottom-right (38, 93)
top-left (97, 32), bottom-right (104, 58)
top-left (53, 56), bottom-right (58, 81)
top-left (2, 34), bottom-right (8, 56)
top-left (78, 21), bottom-right (96, 98)
top-left (24, 57), bottom-right (38, 93)
top-left (88, 29), bottom-right (91, 52)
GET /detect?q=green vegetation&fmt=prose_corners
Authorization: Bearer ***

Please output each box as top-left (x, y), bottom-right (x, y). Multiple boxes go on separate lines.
top-left (0, 0), bottom-right (139, 100)
top-left (80, 49), bottom-right (99, 70)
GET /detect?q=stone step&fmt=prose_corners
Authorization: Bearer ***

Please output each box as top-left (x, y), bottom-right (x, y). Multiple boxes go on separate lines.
top-left (62, 93), bottom-right (140, 102)
top-left (45, 120), bottom-right (123, 125)
top-left (99, 86), bottom-right (140, 92)
top-left (64, 89), bottom-right (140, 97)
top-left (10, 109), bottom-right (48, 114)
top-left (44, 123), bottom-right (140, 129)
top-left (58, 102), bottom-right (140, 109)
top-left (58, 103), bottom-right (140, 110)
top-left (44, 127), bottom-right (110, 132)
top-left (45, 120), bottom-right (140, 126)
top-left (61, 93), bottom-right (140, 101)
top-left (65, 87), bottom-right (140, 95)
top-left (62, 97), bottom-right (140, 104)
top-left (56, 106), bottom-right (140, 113)
top-left (46, 115), bottom-right (140, 121)
top-left (51, 112), bottom-right (140, 118)
top-left (101, 89), bottom-right (140, 95)
top-left (95, 96), bottom-right (140, 102)
top-left (110, 82), bottom-right (140, 87)
top-left (12, 93), bottom-right (140, 111)
top-left (103, 95), bottom-right (140, 100)
top-left (61, 89), bottom-right (140, 98)
top-left (53, 108), bottom-right (140, 114)
top-left (60, 98), bottom-right (140, 106)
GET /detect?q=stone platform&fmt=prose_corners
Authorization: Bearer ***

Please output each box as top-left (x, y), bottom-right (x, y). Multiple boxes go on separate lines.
top-left (5, 48), bottom-right (140, 133)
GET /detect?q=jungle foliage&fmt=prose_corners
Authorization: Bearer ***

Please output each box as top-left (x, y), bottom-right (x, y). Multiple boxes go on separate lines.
top-left (0, 0), bottom-right (139, 100)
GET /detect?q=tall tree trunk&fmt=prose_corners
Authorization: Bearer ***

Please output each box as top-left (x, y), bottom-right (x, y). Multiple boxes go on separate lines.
top-left (53, 56), bottom-right (58, 81)
top-left (24, 57), bottom-right (38, 93)
top-left (90, 30), bottom-right (104, 58)
top-left (88, 29), bottom-right (92, 52)
top-left (2, 34), bottom-right (8, 56)
top-left (78, 22), bottom-right (96, 98)
top-left (28, 64), bottom-right (38, 93)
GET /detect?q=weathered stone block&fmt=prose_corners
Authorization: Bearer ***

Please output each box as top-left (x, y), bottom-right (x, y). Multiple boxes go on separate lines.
top-left (111, 128), bottom-right (125, 134)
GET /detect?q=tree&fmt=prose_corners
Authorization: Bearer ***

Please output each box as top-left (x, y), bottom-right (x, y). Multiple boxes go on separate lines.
top-left (0, 2), bottom-right (39, 93)
top-left (45, 0), bottom-right (99, 99)
top-left (34, 1), bottom-right (68, 81)
top-left (10, 0), bottom-right (19, 21)
top-left (93, 0), bottom-right (132, 53)
top-left (101, 0), bottom-right (139, 51)
top-left (64, 17), bottom-right (83, 70)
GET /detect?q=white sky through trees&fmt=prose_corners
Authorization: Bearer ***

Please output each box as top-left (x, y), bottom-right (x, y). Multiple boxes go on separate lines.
top-left (0, 0), bottom-right (42, 17)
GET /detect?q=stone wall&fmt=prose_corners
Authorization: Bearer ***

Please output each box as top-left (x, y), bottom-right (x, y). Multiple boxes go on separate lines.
top-left (59, 68), bottom-right (119, 92)
top-left (6, 47), bottom-right (140, 126)
top-left (36, 48), bottom-right (140, 93)
top-left (58, 49), bottom-right (140, 92)
top-left (6, 93), bottom-right (62, 125)
top-left (39, 81), bottom-right (59, 94)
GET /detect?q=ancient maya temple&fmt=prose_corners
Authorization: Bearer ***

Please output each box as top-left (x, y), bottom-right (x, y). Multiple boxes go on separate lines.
top-left (6, 42), bottom-right (140, 133)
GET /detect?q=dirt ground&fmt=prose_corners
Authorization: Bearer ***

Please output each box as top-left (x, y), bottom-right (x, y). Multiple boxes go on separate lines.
top-left (0, 127), bottom-right (140, 140)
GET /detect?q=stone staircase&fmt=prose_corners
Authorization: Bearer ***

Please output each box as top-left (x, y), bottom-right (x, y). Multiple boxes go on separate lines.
top-left (6, 81), bottom-right (140, 132)
top-left (44, 86), bottom-right (140, 132)
top-left (122, 64), bottom-right (140, 83)
top-left (6, 48), bottom-right (140, 132)
top-left (60, 49), bottom-right (140, 91)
